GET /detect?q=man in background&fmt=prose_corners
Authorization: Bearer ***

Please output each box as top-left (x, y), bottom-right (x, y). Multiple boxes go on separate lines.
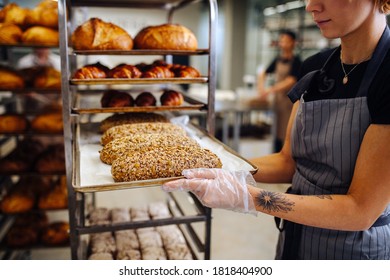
top-left (252, 30), bottom-right (302, 152)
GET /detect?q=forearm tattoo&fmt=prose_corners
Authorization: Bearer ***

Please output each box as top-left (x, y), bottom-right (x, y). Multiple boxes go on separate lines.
top-left (255, 190), bottom-right (295, 213)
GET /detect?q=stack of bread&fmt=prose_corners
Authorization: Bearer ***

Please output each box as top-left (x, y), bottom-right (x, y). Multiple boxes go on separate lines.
top-left (87, 204), bottom-right (192, 260)
top-left (0, 176), bottom-right (68, 214)
top-left (1, 175), bottom-right (69, 248)
top-left (6, 215), bottom-right (69, 247)
top-left (97, 112), bottom-right (221, 183)
top-left (0, 65), bottom-right (61, 90)
top-left (0, 1), bottom-right (59, 46)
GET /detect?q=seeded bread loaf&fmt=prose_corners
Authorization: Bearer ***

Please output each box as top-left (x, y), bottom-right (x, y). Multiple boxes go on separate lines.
top-left (111, 146), bottom-right (222, 182)
top-left (100, 133), bottom-right (200, 164)
top-left (99, 112), bottom-right (168, 133)
top-left (100, 122), bottom-right (186, 146)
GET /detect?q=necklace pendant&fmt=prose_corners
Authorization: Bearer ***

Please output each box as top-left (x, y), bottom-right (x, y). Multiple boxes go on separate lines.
top-left (343, 76), bottom-right (348, 84)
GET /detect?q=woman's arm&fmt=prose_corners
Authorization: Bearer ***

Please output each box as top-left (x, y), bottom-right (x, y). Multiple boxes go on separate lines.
top-left (249, 124), bottom-right (390, 231)
top-left (251, 102), bottom-right (298, 183)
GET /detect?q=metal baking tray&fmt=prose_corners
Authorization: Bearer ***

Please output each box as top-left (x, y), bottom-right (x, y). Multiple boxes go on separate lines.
top-left (73, 120), bottom-right (258, 193)
top-left (72, 49), bottom-right (209, 56)
top-left (72, 91), bottom-right (206, 114)
top-left (70, 77), bottom-right (208, 85)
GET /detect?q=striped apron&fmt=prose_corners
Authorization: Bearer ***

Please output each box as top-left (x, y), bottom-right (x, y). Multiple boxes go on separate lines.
top-left (275, 27), bottom-right (390, 259)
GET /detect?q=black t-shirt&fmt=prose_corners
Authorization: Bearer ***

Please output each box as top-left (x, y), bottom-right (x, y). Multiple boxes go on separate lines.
top-left (266, 55), bottom-right (302, 79)
top-left (298, 48), bottom-right (390, 124)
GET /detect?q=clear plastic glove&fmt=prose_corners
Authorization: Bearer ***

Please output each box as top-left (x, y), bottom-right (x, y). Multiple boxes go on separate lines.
top-left (162, 168), bottom-right (257, 215)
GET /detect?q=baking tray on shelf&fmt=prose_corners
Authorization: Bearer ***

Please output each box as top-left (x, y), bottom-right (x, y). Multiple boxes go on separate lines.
top-left (0, 43), bottom-right (58, 48)
top-left (70, 77), bottom-right (208, 85)
top-left (72, 91), bottom-right (206, 114)
top-left (72, 120), bottom-right (258, 193)
top-left (72, 49), bottom-right (209, 56)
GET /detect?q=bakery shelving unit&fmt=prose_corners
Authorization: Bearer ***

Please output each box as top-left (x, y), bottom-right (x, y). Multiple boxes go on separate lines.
top-left (0, 47), bottom-right (67, 259)
top-left (58, 0), bottom-right (227, 260)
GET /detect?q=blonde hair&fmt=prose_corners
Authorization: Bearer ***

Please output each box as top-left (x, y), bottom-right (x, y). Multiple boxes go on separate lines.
top-left (375, 0), bottom-right (390, 14)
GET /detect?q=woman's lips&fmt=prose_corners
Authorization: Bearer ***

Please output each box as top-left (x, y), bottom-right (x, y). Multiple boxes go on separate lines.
top-left (315, 19), bottom-right (331, 28)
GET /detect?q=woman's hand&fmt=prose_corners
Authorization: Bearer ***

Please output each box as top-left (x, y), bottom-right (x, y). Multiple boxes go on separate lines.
top-left (162, 168), bottom-right (258, 215)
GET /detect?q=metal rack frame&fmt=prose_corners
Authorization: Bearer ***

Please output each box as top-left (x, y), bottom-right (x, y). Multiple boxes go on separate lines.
top-left (58, 0), bottom-right (218, 260)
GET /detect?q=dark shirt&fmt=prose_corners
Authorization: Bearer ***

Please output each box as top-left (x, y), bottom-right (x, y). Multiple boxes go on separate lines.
top-left (266, 55), bottom-right (302, 79)
top-left (297, 48), bottom-right (390, 124)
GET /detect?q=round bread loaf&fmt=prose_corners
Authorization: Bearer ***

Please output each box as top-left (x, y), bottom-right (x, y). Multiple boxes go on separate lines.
top-left (31, 112), bottom-right (63, 133)
top-left (134, 24), bottom-right (198, 50)
top-left (72, 17), bottom-right (133, 50)
top-left (101, 90), bottom-right (134, 108)
top-left (21, 26), bottom-right (59, 46)
top-left (0, 114), bottom-right (29, 133)
top-left (24, 0), bottom-right (58, 29)
top-left (0, 3), bottom-right (28, 26)
top-left (41, 222), bottom-right (70, 246)
top-left (0, 23), bottom-right (23, 44)
top-left (135, 91), bottom-right (156, 106)
top-left (0, 190), bottom-right (35, 214)
top-left (0, 67), bottom-right (25, 89)
top-left (160, 90), bottom-right (184, 106)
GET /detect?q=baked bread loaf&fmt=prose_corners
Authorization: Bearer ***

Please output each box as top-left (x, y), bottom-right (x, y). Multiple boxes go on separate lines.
top-left (101, 122), bottom-right (186, 146)
top-left (33, 67), bottom-right (61, 89)
top-left (24, 0), bottom-right (58, 29)
top-left (111, 146), bottom-right (222, 182)
top-left (0, 3), bottom-right (27, 26)
top-left (72, 62), bottom-right (109, 79)
top-left (0, 23), bottom-right (23, 44)
top-left (160, 89), bottom-right (184, 106)
top-left (134, 24), bottom-right (197, 50)
top-left (101, 90), bottom-right (134, 108)
top-left (38, 177), bottom-right (68, 210)
top-left (108, 64), bottom-right (142, 79)
top-left (31, 112), bottom-right (63, 133)
top-left (0, 189), bottom-right (35, 213)
top-left (72, 17), bottom-right (133, 50)
top-left (41, 221), bottom-right (70, 246)
top-left (99, 112), bottom-right (168, 133)
top-left (135, 91), bottom-right (156, 106)
top-left (34, 144), bottom-right (66, 173)
top-left (0, 114), bottom-right (29, 133)
top-left (100, 133), bottom-right (200, 165)
top-left (21, 26), bottom-right (59, 46)
top-left (0, 66), bottom-right (25, 89)
top-left (141, 65), bottom-right (174, 79)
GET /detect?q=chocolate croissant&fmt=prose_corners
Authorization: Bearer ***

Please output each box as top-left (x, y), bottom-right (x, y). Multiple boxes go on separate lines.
top-left (141, 66), bottom-right (174, 79)
top-left (108, 64), bottom-right (142, 78)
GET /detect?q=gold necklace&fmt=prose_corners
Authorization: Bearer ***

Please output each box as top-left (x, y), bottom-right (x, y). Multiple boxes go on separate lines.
top-left (340, 50), bottom-right (371, 84)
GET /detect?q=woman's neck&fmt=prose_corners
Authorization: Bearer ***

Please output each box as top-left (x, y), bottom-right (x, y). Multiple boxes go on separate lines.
top-left (340, 15), bottom-right (386, 64)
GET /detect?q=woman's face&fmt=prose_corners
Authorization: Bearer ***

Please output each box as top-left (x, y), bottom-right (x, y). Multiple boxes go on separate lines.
top-left (305, 0), bottom-right (375, 39)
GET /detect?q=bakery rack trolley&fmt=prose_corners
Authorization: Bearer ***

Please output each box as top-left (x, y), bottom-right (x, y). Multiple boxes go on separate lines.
top-left (58, 0), bottom-right (218, 260)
